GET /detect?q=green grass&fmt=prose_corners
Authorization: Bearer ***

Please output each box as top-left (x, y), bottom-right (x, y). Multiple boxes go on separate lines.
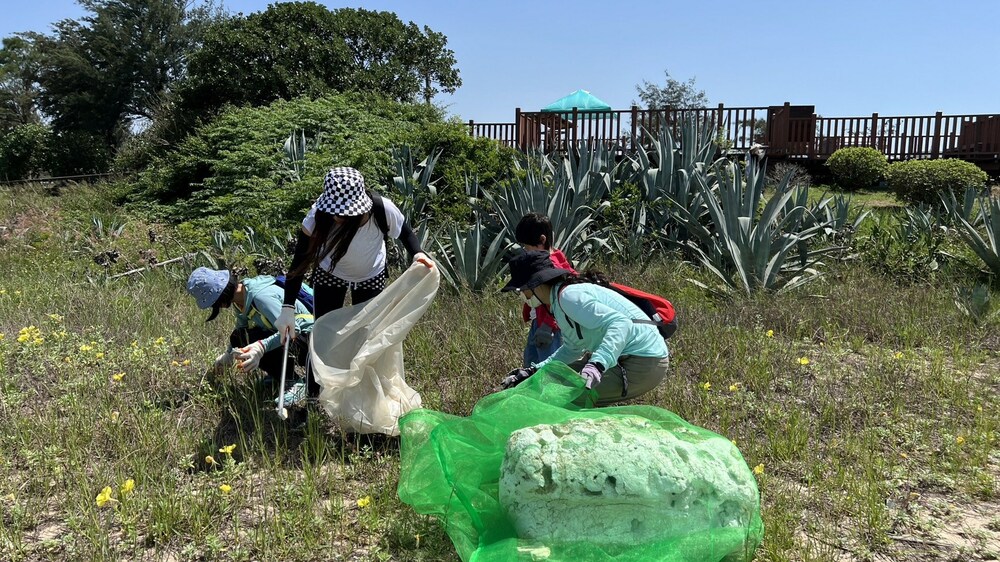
top-left (807, 185), bottom-right (905, 208)
top-left (1, 185), bottom-right (999, 561)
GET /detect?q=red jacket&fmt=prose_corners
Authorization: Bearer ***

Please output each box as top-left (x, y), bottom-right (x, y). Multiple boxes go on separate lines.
top-left (522, 249), bottom-right (576, 330)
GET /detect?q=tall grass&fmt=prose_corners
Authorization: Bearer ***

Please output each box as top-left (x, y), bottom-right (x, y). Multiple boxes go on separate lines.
top-left (0, 185), bottom-right (998, 561)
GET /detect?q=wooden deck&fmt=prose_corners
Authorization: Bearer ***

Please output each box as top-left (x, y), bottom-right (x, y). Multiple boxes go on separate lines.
top-left (468, 103), bottom-right (1000, 171)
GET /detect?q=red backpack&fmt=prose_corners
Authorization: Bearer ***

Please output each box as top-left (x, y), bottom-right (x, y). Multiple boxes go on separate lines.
top-left (609, 283), bottom-right (678, 339)
top-left (557, 282), bottom-right (678, 340)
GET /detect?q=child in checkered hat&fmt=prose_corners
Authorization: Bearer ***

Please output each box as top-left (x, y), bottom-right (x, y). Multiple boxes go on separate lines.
top-left (274, 166), bottom-right (433, 403)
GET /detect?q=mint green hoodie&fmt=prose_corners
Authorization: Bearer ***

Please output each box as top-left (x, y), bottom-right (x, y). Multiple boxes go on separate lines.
top-left (231, 276), bottom-right (314, 353)
top-left (535, 282), bottom-right (668, 371)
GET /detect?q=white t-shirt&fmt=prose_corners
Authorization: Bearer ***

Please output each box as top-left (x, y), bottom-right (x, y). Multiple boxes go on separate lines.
top-left (302, 197), bottom-right (405, 282)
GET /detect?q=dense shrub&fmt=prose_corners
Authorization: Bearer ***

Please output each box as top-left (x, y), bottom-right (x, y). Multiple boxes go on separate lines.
top-left (124, 93), bottom-right (440, 231)
top-left (825, 147), bottom-right (888, 190)
top-left (412, 121), bottom-right (520, 221)
top-left (46, 131), bottom-right (113, 177)
top-left (887, 158), bottom-right (989, 205)
top-left (0, 124), bottom-right (51, 180)
top-left (415, 121), bottom-right (519, 192)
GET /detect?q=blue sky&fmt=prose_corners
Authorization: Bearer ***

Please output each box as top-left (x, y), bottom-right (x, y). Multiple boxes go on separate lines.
top-left (4, 0), bottom-right (1000, 123)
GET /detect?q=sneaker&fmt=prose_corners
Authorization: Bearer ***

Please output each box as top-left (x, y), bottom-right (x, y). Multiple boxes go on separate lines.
top-left (275, 381), bottom-right (307, 408)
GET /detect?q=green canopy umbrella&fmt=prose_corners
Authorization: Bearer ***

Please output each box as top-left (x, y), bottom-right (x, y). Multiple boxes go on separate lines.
top-left (541, 89), bottom-right (611, 113)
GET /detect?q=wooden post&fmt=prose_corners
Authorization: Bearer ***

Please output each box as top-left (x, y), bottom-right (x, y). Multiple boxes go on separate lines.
top-left (717, 102), bottom-right (725, 131)
top-left (870, 112), bottom-right (879, 148)
top-left (630, 105), bottom-right (639, 153)
top-left (808, 113), bottom-right (817, 159)
top-left (468, 119), bottom-right (474, 137)
top-left (931, 111), bottom-right (943, 158)
top-left (571, 107), bottom-right (579, 149)
top-left (514, 108), bottom-right (522, 149)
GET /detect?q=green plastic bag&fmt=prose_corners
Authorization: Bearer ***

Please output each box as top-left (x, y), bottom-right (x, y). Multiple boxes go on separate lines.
top-left (398, 362), bottom-right (764, 561)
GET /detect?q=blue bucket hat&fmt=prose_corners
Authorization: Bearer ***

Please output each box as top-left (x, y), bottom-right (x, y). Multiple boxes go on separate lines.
top-left (186, 268), bottom-right (231, 320)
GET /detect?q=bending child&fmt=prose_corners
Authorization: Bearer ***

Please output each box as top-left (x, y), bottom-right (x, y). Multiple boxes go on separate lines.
top-left (514, 213), bottom-right (576, 367)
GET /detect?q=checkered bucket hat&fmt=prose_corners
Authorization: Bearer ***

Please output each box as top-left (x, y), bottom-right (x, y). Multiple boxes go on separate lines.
top-left (316, 167), bottom-right (372, 217)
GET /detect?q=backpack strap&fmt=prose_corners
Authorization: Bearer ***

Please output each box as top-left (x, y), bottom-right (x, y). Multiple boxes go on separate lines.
top-left (369, 191), bottom-right (390, 241)
top-left (554, 285), bottom-right (583, 340)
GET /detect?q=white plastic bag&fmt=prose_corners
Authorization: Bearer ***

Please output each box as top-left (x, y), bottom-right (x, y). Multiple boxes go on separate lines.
top-left (309, 262), bottom-right (439, 435)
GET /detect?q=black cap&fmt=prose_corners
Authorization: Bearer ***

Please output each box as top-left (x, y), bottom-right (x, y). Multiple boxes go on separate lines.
top-left (501, 250), bottom-right (572, 292)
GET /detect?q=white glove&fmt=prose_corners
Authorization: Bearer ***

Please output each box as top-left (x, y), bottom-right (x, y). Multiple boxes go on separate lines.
top-left (414, 252), bottom-right (434, 269)
top-left (275, 306), bottom-right (296, 343)
top-left (214, 351), bottom-right (234, 369)
top-left (235, 341), bottom-right (266, 372)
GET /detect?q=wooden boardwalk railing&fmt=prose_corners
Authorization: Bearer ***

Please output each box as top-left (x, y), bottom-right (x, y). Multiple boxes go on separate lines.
top-left (468, 103), bottom-right (1000, 167)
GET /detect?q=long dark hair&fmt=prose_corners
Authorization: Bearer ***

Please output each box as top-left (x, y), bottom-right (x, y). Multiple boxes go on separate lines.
top-left (290, 210), bottom-right (368, 278)
top-left (556, 269), bottom-right (611, 289)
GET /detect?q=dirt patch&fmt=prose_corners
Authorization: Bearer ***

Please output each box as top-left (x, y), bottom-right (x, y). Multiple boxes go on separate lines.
top-left (890, 493), bottom-right (1000, 560)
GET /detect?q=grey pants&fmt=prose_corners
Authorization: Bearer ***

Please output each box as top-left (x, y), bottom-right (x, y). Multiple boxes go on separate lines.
top-left (568, 354), bottom-right (670, 406)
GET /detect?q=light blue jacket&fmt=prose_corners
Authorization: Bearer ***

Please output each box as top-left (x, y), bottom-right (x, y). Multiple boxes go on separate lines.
top-left (535, 282), bottom-right (668, 370)
top-left (231, 276), bottom-right (314, 353)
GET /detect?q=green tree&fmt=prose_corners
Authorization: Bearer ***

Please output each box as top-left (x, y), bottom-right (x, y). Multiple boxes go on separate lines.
top-left (635, 69), bottom-right (708, 109)
top-left (31, 0), bottom-right (220, 144)
top-left (176, 2), bottom-right (460, 122)
top-left (0, 36), bottom-right (43, 131)
top-left (410, 26), bottom-right (461, 105)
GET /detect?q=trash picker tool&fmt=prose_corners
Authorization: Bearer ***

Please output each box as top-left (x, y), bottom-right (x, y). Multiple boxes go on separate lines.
top-left (276, 335), bottom-right (290, 420)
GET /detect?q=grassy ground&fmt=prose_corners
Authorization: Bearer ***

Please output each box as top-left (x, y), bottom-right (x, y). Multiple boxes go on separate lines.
top-left (1, 185), bottom-right (998, 561)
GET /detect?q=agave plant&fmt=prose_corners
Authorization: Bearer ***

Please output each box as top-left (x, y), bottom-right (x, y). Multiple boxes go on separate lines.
top-left (940, 186), bottom-right (985, 228)
top-left (954, 283), bottom-right (997, 324)
top-left (628, 118), bottom-right (720, 247)
top-left (952, 194), bottom-right (1000, 276)
top-left (479, 151), bottom-right (608, 265)
top-left (283, 129), bottom-right (307, 180)
top-left (434, 218), bottom-right (510, 292)
top-left (680, 157), bottom-right (837, 295)
top-left (390, 145), bottom-right (443, 221)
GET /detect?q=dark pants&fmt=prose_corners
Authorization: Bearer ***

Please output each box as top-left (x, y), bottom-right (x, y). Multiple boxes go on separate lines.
top-left (230, 327), bottom-right (309, 386)
top-left (307, 274), bottom-right (385, 396)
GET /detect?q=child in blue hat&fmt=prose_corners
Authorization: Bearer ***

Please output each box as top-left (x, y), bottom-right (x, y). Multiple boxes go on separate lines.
top-left (187, 267), bottom-right (314, 401)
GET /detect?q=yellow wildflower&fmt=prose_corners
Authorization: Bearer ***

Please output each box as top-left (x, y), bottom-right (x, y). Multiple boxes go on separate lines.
top-left (0, 333), bottom-right (4, 341)
top-left (357, 496), bottom-right (371, 508)
top-left (79, 344), bottom-right (93, 352)
top-left (956, 436), bottom-right (965, 445)
top-left (13, 290), bottom-right (20, 296)
top-left (110, 411), bottom-right (120, 422)
top-left (130, 340), bottom-right (139, 348)
top-left (170, 360), bottom-right (180, 367)
top-left (977, 405), bottom-right (983, 413)
top-left (219, 444), bottom-right (236, 455)
top-left (700, 382), bottom-right (711, 391)
top-left (95, 486), bottom-right (114, 507)
top-left (893, 351), bottom-right (903, 359)
top-left (797, 357), bottom-right (810, 366)
top-left (182, 359), bottom-right (191, 366)
top-left (121, 479), bottom-right (135, 495)
top-left (899, 452), bottom-right (908, 459)
top-left (95, 352), bottom-right (105, 360)
top-left (729, 383), bottom-right (739, 392)
top-left (766, 330), bottom-right (774, 338)
top-left (64, 356), bottom-right (71, 363)
top-left (219, 484), bottom-right (232, 494)
top-left (205, 455), bottom-right (216, 465)
top-left (752, 464), bottom-right (765, 475)
top-left (154, 337), bottom-right (166, 345)
top-left (47, 313), bottom-right (63, 322)
top-left (112, 372), bottom-right (125, 382)
top-left (0, 288), bottom-right (5, 294)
